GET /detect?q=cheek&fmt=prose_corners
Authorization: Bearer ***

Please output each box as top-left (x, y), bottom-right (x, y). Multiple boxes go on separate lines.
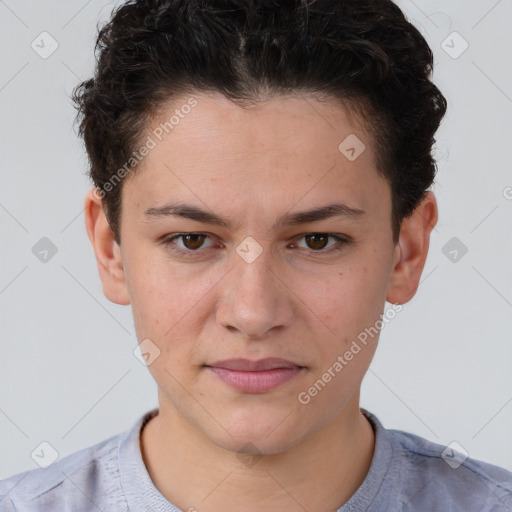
top-left (125, 253), bottom-right (217, 354)
top-left (307, 261), bottom-right (389, 334)
top-left (299, 270), bottom-right (384, 406)
top-left (295, 258), bottom-right (390, 388)
top-left (124, 248), bottom-right (180, 321)
top-left (127, 272), bottom-right (166, 336)
top-left (127, 267), bottom-right (202, 384)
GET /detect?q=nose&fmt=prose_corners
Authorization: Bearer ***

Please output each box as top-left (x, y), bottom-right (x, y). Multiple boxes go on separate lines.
top-left (216, 244), bottom-right (295, 340)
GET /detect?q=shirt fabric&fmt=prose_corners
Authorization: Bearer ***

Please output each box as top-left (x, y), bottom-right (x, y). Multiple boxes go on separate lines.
top-left (1, 408), bottom-right (511, 511)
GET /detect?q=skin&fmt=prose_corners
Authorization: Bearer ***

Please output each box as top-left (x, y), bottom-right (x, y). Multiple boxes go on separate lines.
top-left (85, 91), bottom-right (437, 511)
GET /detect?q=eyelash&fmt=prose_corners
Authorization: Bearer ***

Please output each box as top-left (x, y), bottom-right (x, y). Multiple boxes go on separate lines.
top-left (159, 232), bottom-right (352, 256)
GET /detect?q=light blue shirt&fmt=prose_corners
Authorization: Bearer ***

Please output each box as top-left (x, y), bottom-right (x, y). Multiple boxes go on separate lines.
top-left (1, 408), bottom-right (511, 511)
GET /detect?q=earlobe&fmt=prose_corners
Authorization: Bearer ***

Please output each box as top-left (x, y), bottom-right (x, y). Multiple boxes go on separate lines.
top-left (84, 189), bottom-right (131, 305)
top-left (386, 192), bottom-right (438, 305)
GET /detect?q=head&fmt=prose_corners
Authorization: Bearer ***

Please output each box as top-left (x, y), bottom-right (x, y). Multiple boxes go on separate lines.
top-left (76, 0), bottom-right (446, 454)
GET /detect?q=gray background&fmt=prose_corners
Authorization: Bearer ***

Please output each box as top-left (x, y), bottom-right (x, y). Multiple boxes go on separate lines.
top-left (1, 0), bottom-right (511, 478)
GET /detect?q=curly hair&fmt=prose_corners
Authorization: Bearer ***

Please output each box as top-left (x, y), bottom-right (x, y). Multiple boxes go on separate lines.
top-left (72, 0), bottom-right (447, 245)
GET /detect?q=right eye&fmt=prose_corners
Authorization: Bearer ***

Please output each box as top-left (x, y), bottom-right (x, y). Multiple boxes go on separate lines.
top-left (159, 233), bottom-right (217, 255)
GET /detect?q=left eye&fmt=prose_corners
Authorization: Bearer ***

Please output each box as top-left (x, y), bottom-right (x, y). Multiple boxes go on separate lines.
top-left (291, 233), bottom-right (346, 251)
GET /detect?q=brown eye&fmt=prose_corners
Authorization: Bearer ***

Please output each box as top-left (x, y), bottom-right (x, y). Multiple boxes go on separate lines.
top-left (160, 233), bottom-right (219, 257)
top-left (292, 233), bottom-right (350, 253)
top-left (180, 234), bottom-right (207, 250)
top-left (304, 234), bottom-right (330, 250)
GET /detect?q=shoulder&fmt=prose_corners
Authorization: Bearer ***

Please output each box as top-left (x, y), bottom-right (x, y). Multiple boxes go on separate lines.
top-left (0, 432), bottom-right (126, 512)
top-left (389, 427), bottom-right (512, 511)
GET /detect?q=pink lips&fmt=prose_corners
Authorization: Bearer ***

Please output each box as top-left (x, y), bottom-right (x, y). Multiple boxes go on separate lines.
top-left (206, 358), bottom-right (304, 393)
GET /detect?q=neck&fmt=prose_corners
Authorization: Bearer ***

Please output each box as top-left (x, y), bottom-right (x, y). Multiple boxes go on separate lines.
top-left (140, 395), bottom-right (375, 512)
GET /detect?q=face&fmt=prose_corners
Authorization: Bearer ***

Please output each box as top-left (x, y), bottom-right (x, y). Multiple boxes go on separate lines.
top-left (115, 91), bottom-right (400, 454)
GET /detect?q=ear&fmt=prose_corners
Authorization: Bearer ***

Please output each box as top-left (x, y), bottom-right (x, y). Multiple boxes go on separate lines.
top-left (84, 188), bottom-right (130, 305)
top-left (386, 191), bottom-right (438, 305)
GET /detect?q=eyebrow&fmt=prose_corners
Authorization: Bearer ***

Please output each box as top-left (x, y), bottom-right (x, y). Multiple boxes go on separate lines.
top-left (144, 202), bottom-right (366, 230)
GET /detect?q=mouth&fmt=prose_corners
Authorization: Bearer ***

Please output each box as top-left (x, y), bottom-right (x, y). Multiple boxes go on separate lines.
top-left (204, 358), bottom-right (305, 393)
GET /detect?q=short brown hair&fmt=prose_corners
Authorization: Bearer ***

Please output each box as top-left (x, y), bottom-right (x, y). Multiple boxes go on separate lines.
top-left (72, 0), bottom-right (447, 244)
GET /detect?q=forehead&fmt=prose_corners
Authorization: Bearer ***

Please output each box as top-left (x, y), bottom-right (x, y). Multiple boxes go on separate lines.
top-left (146, 90), bottom-right (371, 161)
top-left (122, 91), bottom-right (390, 225)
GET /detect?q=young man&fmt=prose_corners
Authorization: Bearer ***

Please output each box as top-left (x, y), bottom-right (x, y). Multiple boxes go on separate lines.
top-left (1, 0), bottom-right (511, 510)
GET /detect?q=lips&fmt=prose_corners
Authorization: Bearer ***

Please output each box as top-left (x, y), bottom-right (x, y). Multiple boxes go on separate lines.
top-left (205, 358), bottom-right (305, 393)
top-left (205, 357), bottom-right (303, 371)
